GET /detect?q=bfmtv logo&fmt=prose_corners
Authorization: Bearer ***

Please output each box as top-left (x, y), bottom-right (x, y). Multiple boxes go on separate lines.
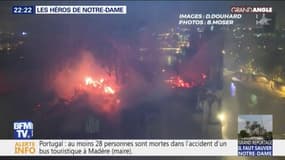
top-left (13, 121), bottom-right (33, 139)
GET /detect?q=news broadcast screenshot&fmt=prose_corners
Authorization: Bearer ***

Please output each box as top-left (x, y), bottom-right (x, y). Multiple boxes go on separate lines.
top-left (0, 0), bottom-right (284, 159)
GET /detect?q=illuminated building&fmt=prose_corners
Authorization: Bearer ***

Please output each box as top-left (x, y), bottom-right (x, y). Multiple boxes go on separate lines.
top-left (0, 31), bottom-right (27, 55)
top-left (156, 27), bottom-right (191, 67)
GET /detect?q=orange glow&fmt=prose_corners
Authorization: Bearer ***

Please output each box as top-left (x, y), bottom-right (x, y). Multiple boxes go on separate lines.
top-left (51, 51), bottom-right (121, 115)
top-left (85, 77), bottom-right (93, 85)
top-left (84, 76), bottom-right (115, 95)
top-left (104, 86), bottom-right (115, 94)
top-left (165, 76), bottom-right (192, 88)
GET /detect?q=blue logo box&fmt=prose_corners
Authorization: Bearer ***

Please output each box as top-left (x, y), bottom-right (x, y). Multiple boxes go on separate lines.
top-left (13, 121), bottom-right (33, 139)
top-left (12, 6), bottom-right (34, 14)
top-left (238, 140), bottom-right (272, 156)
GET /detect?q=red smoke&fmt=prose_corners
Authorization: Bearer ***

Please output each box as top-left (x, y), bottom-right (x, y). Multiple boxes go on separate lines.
top-left (50, 51), bottom-right (120, 115)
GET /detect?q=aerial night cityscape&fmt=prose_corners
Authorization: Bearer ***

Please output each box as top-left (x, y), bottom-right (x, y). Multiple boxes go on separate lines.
top-left (0, 1), bottom-right (285, 159)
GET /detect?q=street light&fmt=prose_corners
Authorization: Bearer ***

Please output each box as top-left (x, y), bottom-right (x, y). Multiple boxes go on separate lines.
top-left (217, 112), bottom-right (225, 122)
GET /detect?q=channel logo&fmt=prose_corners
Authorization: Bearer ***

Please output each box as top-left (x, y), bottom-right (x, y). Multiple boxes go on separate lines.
top-left (13, 121), bottom-right (33, 139)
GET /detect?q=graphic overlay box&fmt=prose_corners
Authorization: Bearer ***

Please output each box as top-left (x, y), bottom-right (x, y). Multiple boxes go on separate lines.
top-left (238, 115), bottom-right (272, 156)
top-left (255, 13), bottom-right (276, 32)
top-left (13, 121), bottom-right (34, 139)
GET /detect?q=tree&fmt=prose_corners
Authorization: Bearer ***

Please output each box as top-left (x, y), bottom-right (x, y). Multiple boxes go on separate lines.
top-left (263, 131), bottom-right (273, 140)
top-left (239, 130), bottom-right (249, 138)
